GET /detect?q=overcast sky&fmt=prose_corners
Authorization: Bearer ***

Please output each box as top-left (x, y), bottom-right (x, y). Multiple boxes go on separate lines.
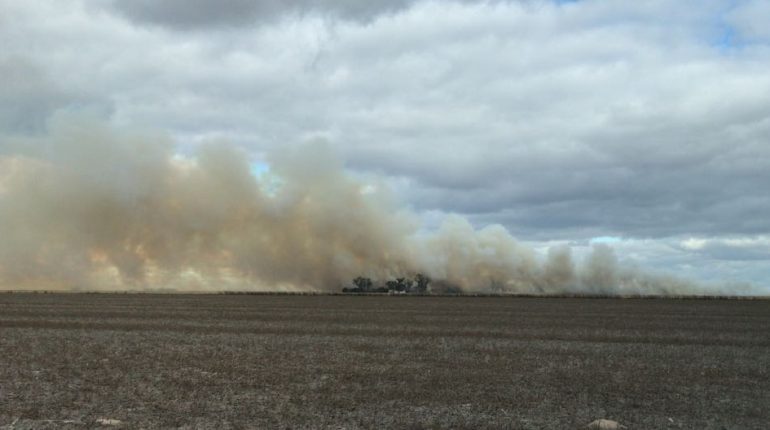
top-left (1, 0), bottom-right (769, 290)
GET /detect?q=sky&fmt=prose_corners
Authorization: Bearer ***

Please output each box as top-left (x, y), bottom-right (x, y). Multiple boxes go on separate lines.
top-left (1, 0), bottom-right (769, 291)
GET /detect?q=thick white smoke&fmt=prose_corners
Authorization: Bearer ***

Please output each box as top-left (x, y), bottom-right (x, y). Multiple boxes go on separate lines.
top-left (0, 119), bottom-right (728, 294)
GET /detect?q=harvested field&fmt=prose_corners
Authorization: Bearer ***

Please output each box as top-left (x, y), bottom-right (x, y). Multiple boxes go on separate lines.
top-left (0, 293), bottom-right (768, 429)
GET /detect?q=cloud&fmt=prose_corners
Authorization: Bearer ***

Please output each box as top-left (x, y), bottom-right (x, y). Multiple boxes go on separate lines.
top-left (106, 0), bottom-right (418, 29)
top-left (679, 236), bottom-right (770, 261)
top-left (726, 0), bottom-right (770, 42)
top-left (0, 56), bottom-right (72, 134)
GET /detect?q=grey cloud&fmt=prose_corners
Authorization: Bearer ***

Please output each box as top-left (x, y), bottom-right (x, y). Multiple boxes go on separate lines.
top-left (0, 56), bottom-right (71, 134)
top-left (107, 0), bottom-right (417, 29)
top-left (402, 153), bottom-right (770, 240)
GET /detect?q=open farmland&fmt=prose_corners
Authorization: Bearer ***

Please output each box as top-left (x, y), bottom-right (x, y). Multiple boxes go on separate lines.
top-left (1, 294), bottom-right (768, 429)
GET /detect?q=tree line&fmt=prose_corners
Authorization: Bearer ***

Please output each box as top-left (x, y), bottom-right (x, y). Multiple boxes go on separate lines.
top-left (342, 274), bottom-right (431, 294)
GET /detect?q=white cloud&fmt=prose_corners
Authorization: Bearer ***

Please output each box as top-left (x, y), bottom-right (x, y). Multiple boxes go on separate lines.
top-left (681, 238), bottom-right (708, 251)
top-left (679, 236), bottom-right (770, 260)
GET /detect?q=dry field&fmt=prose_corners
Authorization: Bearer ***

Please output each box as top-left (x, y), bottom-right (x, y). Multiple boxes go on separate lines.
top-left (0, 293), bottom-right (768, 429)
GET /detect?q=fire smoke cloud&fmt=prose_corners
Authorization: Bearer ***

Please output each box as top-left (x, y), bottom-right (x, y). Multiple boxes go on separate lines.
top-left (0, 119), bottom-right (727, 294)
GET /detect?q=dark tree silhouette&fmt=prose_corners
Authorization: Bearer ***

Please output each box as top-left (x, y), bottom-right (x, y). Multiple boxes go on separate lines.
top-left (385, 280), bottom-right (398, 291)
top-left (393, 277), bottom-right (414, 292)
top-left (415, 273), bottom-right (431, 293)
top-left (404, 278), bottom-right (414, 293)
top-left (352, 276), bottom-right (373, 292)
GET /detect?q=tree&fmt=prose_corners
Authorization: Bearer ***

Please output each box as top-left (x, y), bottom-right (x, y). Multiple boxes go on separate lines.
top-left (414, 273), bottom-right (431, 293)
top-left (393, 277), bottom-right (413, 293)
top-left (403, 278), bottom-right (414, 293)
top-left (352, 276), bottom-right (373, 292)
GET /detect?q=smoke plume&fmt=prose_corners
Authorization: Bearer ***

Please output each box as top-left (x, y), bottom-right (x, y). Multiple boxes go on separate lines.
top-left (0, 119), bottom-right (732, 294)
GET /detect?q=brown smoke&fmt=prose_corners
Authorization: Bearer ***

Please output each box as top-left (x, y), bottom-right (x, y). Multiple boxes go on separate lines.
top-left (0, 119), bottom-right (730, 294)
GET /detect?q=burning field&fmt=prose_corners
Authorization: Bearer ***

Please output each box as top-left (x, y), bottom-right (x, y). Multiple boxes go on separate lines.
top-left (1, 293), bottom-right (768, 429)
top-left (0, 120), bottom-right (745, 296)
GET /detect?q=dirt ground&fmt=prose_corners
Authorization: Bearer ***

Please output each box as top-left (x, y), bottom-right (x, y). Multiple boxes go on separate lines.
top-left (0, 293), bottom-right (768, 429)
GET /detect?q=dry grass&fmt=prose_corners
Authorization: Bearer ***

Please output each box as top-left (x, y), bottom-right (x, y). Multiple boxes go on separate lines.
top-left (1, 294), bottom-right (768, 429)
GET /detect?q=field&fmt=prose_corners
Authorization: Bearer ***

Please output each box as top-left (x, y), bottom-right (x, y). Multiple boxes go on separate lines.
top-left (1, 293), bottom-right (768, 429)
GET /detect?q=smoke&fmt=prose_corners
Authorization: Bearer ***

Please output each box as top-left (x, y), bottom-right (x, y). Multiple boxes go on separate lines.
top-left (0, 118), bottom-right (737, 294)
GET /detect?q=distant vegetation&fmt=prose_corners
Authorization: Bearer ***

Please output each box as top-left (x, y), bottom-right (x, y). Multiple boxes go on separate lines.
top-left (342, 274), bottom-right (431, 294)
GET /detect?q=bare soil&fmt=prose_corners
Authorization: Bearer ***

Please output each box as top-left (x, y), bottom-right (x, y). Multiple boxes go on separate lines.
top-left (1, 293), bottom-right (768, 429)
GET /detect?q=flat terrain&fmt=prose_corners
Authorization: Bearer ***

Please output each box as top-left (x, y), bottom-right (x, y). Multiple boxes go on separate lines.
top-left (0, 293), bottom-right (768, 429)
